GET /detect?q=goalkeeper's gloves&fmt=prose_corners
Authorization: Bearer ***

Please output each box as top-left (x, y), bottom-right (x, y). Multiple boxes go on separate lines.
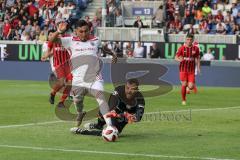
top-left (105, 110), bottom-right (121, 118)
top-left (124, 112), bottom-right (137, 124)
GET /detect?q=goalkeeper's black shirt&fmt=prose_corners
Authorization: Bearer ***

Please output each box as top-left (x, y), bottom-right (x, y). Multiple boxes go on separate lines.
top-left (108, 85), bottom-right (145, 122)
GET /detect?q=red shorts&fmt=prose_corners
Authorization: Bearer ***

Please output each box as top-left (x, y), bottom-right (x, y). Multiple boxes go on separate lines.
top-left (179, 72), bottom-right (195, 83)
top-left (54, 64), bottom-right (72, 81)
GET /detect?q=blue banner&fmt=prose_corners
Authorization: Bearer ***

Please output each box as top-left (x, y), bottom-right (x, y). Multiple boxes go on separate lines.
top-left (132, 8), bottom-right (153, 16)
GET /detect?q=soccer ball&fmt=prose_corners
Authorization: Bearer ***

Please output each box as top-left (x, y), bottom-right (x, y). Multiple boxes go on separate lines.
top-left (102, 125), bottom-right (119, 142)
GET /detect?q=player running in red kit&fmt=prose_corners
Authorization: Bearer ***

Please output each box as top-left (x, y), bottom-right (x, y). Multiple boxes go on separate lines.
top-left (41, 28), bottom-right (72, 108)
top-left (175, 34), bottom-right (200, 105)
top-left (186, 41), bottom-right (199, 94)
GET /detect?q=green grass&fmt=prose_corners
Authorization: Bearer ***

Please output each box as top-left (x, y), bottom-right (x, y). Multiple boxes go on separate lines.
top-left (0, 80), bottom-right (239, 160)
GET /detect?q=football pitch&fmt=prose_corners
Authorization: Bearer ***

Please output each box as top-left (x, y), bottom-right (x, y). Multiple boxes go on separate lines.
top-left (0, 80), bottom-right (239, 160)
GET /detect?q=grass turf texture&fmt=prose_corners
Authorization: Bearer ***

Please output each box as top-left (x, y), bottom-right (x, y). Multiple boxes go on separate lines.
top-left (0, 80), bottom-right (239, 160)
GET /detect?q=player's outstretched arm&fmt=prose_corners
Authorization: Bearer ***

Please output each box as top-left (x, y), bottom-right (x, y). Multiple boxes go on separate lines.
top-left (49, 22), bottom-right (67, 43)
top-left (134, 95), bottom-right (145, 122)
top-left (135, 106), bottom-right (145, 122)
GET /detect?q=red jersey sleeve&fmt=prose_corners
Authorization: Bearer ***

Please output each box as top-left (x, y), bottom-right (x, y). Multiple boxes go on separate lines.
top-left (176, 46), bottom-right (184, 57)
top-left (48, 41), bottom-right (53, 49)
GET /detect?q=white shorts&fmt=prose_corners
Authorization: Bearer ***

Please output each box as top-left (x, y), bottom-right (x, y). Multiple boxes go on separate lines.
top-left (71, 79), bottom-right (104, 101)
top-left (71, 78), bottom-right (110, 115)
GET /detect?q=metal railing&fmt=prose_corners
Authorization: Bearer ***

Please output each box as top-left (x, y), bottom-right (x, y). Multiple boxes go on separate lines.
top-left (96, 27), bottom-right (139, 41)
top-left (0, 29), bottom-right (237, 44)
top-left (96, 27), bottom-right (237, 44)
top-left (0, 40), bottom-right (43, 45)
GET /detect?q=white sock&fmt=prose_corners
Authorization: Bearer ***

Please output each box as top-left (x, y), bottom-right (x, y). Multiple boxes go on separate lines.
top-left (103, 114), bottom-right (112, 126)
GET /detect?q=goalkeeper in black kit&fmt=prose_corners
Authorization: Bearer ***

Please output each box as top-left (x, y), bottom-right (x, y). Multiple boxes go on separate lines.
top-left (72, 78), bottom-right (145, 136)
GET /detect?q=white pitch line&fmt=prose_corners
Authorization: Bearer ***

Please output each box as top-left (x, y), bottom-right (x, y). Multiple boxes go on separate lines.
top-left (0, 120), bottom-right (63, 129)
top-left (145, 106), bottom-right (240, 115)
top-left (0, 106), bottom-right (239, 129)
top-left (0, 144), bottom-right (235, 160)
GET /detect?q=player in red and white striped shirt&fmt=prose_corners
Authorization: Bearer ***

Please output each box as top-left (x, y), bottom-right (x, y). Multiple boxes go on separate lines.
top-left (41, 31), bottom-right (72, 108)
top-left (175, 34), bottom-right (200, 105)
top-left (186, 41), bottom-right (199, 94)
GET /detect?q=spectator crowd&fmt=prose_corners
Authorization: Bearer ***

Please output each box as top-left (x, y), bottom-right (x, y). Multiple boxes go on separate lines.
top-left (1, 0), bottom-right (239, 42)
top-left (0, 0), bottom-right (93, 41)
top-left (165, 0), bottom-right (240, 35)
top-left (0, 0), bottom-right (239, 60)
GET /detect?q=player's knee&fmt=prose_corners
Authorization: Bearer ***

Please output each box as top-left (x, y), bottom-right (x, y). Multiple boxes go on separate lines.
top-left (188, 84), bottom-right (194, 90)
top-left (58, 79), bottom-right (65, 86)
top-left (65, 80), bottom-right (72, 86)
top-left (74, 98), bottom-right (83, 105)
top-left (181, 81), bottom-right (187, 87)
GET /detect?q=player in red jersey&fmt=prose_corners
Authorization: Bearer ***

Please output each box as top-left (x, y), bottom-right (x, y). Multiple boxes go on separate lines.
top-left (186, 41), bottom-right (199, 94)
top-left (41, 29), bottom-right (72, 108)
top-left (175, 34), bottom-right (200, 105)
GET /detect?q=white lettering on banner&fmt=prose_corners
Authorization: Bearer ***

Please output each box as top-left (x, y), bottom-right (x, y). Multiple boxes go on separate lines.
top-left (144, 9), bottom-right (151, 15)
top-left (0, 44), bottom-right (7, 61)
top-left (144, 43), bottom-right (152, 58)
top-left (239, 45), bottom-right (240, 58)
top-left (135, 11), bottom-right (142, 14)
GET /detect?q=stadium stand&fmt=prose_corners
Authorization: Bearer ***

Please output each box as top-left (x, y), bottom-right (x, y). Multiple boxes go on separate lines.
top-left (0, 0), bottom-right (92, 41)
top-left (0, 0), bottom-right (239, 60)
top-left (1, 0), bottom-right (240, 41)
top-left (165, 0), bottom-right (240, 35)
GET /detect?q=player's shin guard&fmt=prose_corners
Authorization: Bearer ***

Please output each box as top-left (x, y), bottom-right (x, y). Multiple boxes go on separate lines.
top-left (181, 85), bottom-right (187, 101)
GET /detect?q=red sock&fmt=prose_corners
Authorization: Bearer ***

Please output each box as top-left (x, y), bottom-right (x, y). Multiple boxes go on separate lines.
top-left (181, 85), bottom-right (187, 101)
top-left (60, 86), bottom-right (71, 103)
